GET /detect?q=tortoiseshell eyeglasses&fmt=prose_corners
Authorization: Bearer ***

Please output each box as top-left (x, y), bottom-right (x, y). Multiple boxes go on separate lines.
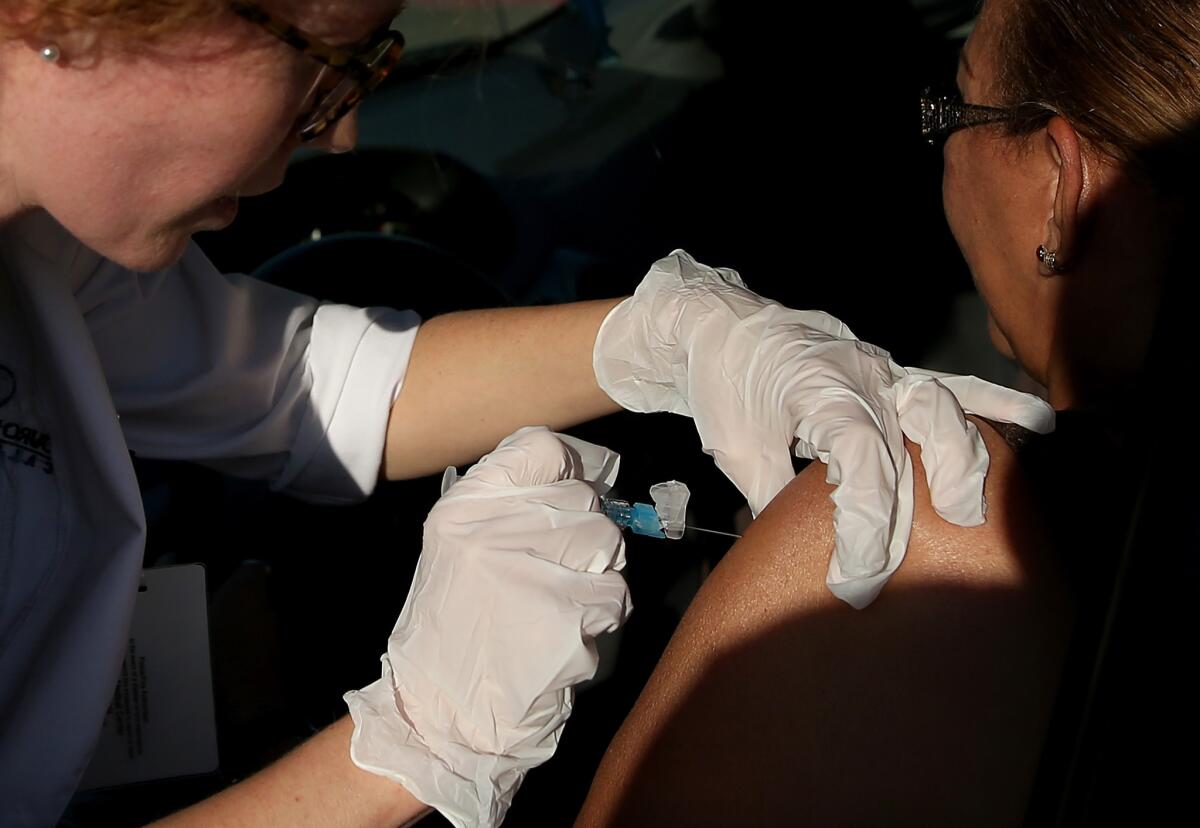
top-left (229, 1), bottom-right (406, 142)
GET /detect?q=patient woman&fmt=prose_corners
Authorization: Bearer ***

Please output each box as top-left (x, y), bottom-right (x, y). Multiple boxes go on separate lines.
top-left (574, 0), bottom-right (1193, 823)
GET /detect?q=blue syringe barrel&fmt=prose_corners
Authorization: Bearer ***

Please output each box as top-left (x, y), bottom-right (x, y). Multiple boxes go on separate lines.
top-left (601, 497), bottom-right (667, 539)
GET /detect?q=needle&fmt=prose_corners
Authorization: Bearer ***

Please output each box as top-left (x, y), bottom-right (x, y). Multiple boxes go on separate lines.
top-left (687, 525), bottom-right (742, 539)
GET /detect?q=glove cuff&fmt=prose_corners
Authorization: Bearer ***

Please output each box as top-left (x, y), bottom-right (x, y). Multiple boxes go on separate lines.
top-left (592, 293), bottom-right (691, 416)
top-left (344, 667), bottom-right (524, 828)
top-left (592, 249), bottom-right (757, 416)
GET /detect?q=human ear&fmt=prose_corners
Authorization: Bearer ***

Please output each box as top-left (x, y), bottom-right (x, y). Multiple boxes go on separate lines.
top-left (1041, 116), bottom-right (1086, 274)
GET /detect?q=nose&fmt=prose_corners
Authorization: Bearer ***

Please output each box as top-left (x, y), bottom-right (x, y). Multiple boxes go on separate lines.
top-left (312, 108), bottom-right (359, 154)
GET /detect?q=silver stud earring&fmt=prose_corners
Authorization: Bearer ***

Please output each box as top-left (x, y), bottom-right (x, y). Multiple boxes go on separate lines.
top-left (39, 43), bottom-right (62, 63)
top-left (1037, 244), bottom-right (1063, 274)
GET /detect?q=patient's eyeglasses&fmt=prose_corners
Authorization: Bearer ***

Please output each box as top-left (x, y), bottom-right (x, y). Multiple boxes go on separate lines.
top-left (920, 85), bottom-right (1021, 147)
top-left (229, 1), bottom-right (406, 142)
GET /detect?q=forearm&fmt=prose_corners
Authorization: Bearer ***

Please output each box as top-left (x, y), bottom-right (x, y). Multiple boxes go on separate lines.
top-left (150, 716), bottom-right (429, 828)
top-left (383, 299), bottom-right (623, 479)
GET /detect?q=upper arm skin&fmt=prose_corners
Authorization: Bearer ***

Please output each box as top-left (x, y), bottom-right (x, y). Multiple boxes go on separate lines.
top-left (575, 419), bottom-right (1075, 827)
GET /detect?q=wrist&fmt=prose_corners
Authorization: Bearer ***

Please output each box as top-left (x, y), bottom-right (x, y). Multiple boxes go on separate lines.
top-left (344, 664), bottom-right (534, 828)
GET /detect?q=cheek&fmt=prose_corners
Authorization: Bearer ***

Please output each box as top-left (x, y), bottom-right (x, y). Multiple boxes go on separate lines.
top-left (986, 313), bottom-right (1016, 359)
top-left (941, 138), bottom-right (1016, 275)
top-left (941, 143), bottom-right (980, 258)
top-left (941, 135), bottom-right (983, 223)
top-left (145, 66), bottom-right (308, 205)
top-left (168, 50), bottom-right (311, 175)
top-left (942, 140), bottom-right (1021, 357)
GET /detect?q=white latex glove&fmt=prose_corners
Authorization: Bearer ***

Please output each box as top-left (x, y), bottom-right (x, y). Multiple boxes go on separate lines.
top-left (593, 250), bottom-right (1055, 608)
top-left (344, 426), bottom-right (631, 828)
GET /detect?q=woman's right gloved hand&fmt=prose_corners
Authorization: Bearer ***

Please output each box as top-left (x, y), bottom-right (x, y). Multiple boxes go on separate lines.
top-left (344, 426), bottom-right (631, 828)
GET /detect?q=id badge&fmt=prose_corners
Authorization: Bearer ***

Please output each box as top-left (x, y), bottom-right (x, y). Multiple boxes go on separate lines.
top-left (79, 564), bottom-right (219, 790)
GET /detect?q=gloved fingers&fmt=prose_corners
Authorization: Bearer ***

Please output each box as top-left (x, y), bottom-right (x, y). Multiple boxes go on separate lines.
top-left (578, 569), bottom-right (634, 638)
top-left (388, 571), bottom-right (621, 728)
top-left (826, 454), bottom-right (917, 610)
top-left (905, 370), bottom-right (1056, 434)
top-left (893, 374), bottom-right (990, 527)
top-left (555, 433), bottom-right (621, 493)
top-left (521, 570), bottom-right (631, 695)
top-left (460, 478), bottom-right (605, 516)
top-left (461, 508), bottom-right (626, 574)
top-left (510, 478), bottom-right (604, 514)
top-left (442, 477), bottom-right (604, 527)
top-left (528, 513), bottom-right (626, 573)
top-left (475, 574), bottom-right (628, 704)
top-left (792, 308), bottom-right (861, 341)
top-left (659, 250), bottom-right (870, 342)
top-left (659, 248), bottom-right (748, 291)
top-left (825, 451), bottom-right (898, 580)
top-left (792, 433), bottom-right (820, 462)
top-left (465, 426), bottom-right (585, 489)
top-left (797, 398), bottom-right (904, 581)
top-left (709, 440), bottom-right (797, 518)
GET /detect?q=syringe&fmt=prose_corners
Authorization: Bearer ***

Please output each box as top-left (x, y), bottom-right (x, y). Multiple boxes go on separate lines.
top-left (445, 463), bottom-right (741, 541)
top-left (600, 497), bottom-right (742, 541)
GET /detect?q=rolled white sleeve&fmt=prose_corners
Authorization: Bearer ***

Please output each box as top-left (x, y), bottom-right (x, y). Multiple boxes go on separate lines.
top-left (83, 241), bottom-right (420, 503)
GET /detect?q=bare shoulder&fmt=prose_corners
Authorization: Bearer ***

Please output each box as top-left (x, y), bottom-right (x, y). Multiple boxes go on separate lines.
top-left (694, 415), bottom-right (1066, 628)
top-left (896, 415), bottom-right (1064, 592)
top-left (575, 418), bottom-right (1074, 827)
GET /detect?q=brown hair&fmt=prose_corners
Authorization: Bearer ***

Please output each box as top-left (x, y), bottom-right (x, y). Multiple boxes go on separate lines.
top-left (0, 1), bottom-right (229, 44)
top-left (995, 0), bottom-right (1200, 194)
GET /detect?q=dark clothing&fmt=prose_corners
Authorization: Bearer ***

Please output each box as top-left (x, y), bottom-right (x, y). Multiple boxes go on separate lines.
top-left (1012, 409), bottom-right (1198, 825)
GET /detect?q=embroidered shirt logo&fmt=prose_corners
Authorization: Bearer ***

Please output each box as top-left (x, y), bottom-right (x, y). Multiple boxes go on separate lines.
top-left (0, 369), bottom-right (54, 477)
top-left (1, 417), bottom-right (54, 475)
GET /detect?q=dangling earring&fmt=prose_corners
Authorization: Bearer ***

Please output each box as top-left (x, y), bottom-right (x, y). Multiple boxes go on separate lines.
top-left (1037, 244), bottom-right (1063, 275)
top-left (39, 43), bottom-right (62, 64)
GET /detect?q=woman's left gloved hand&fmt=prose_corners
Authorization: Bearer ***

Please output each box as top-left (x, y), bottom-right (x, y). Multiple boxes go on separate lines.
top-left (344, 426), bottom-right (630, 828)
top-left (593, 250), bottom-right (1055, 608)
